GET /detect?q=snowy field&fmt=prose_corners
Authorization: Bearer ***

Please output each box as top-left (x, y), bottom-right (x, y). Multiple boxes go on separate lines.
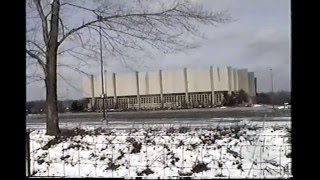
top-left (27, 122), bottom-right (292, 178)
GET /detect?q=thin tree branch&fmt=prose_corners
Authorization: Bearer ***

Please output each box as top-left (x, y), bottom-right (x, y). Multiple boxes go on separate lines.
top-left (57, 73), bottom-right (91, 96)
top-left (27, 40), bottom-right (47, 55)
top-left (26, 49), bottom-right (46, 74)
top-left (26, 74), bottom-right (45, 85)
top-left (58, 64), bottom-right (90, 76)
top-left (34, 0), bottom-right (49, 44)
top-left (57, 4), bottom-right (182, 46)
top-left (59, 17), bottom-right (65, 38)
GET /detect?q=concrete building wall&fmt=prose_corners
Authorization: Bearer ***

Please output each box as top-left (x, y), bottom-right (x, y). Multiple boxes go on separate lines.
top-left (82, 67), bottom-right (255, 99)
top-left (82, 76), bottom-right (93, 98)
top-left (162, 69), bottom-right (185, 94)
top-left (148, 71), bottom-right (161, 95)
top-left (93, 76), bottom-right (103, 98)
top-left (137, 71), bottom-right (161, 95)
top-left (238, 69), bottom-right (249, 93)
top-left (187, 68), bottom-right (211, 93)
top-left (213, 67), bottom-right (229, 91)
top-left (138, 72), bottom-right (147, 95)
top-left (90, 74), bottom-right (115, 97)
top-left (105, 73), bottom-right (114, 97)
top-left (116, 72), bottom-right (137, 96)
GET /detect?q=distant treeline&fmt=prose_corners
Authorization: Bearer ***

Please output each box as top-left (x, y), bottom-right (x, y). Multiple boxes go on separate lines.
top-left (26, 99), bottom-right (88, 114)
top-left (256, 91), bottom-right (291, 105)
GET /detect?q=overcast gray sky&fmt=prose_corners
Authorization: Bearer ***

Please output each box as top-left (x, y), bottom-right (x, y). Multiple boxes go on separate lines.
top-left (26, 0), bottom-right (290, 101)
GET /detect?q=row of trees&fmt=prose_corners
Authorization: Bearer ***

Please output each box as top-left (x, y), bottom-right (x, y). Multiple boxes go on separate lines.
top-left (222, 90), bottom-right (291, 106)
top-left (26, 99), bottom-right (87, 114)
top-left (222, 89), bottom-right (249, 106)
top-left (256, 91), bottom-right (291, 105)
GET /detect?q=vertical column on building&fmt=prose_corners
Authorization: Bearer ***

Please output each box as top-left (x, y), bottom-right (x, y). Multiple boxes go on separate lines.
top-left (145, 72), bottom-right (149, 95)
top-left (90, 74), bottom-right (95, 111)
top-left (227, 66), bottom-right (232, 95)
top-left (112, 73), bottom-right (117, 109)
top-left (159, 70), bottom-right (164, 108)
top-left (210, 66), bottom-right (215, 106)
top-left (184, 67), bottom-right (189, 107)
top-left (233, 69), bottom-right (237, 92)
top-left (136, 71), bottom-right (141, 110)
top-left (230, 68), bottom-right (234, 92)
top-left (254, 77), bottom-right (257, 95)
top-left (104, 71), bottom-right (108, 109)
top-left (235, 69), bottom-right (239, 91)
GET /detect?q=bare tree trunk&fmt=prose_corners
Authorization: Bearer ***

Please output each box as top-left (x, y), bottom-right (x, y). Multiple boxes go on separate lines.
top-left (45, 74), bottom-right (60, 135)
top-left (45, 0), bottom-right (60, 136)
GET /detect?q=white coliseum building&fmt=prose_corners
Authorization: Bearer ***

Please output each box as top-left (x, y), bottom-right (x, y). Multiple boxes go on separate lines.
top-left (82, 66), bottom-right (257, 110)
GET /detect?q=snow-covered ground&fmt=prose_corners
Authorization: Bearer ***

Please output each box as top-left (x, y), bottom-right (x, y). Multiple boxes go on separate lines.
top-left (28, 123), bottom-right (291, 178)
top-left (277, 106), bottom-right (291, 110)
top-left (253, 104), bottom-right (262, 107)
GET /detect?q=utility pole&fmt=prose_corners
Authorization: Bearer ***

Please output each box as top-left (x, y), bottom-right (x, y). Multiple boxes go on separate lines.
top-left (98, 16), bottom-right (106, 120)
top-left (65, 88), bottom-right (69, 111)
top-left (104, 69), bottom-right (108, 125)
top-left (270, 68), bottom-right (274, 109)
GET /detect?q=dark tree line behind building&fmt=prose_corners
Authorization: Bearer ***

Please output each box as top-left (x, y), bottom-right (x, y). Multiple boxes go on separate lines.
top-left (256, 91), bottom-right (291, 105)
top-left (223, 89), bottom-right (249, 106)
top-left (222, 90), bottom-right (290, 106)
top-left (26, 99), bottom-right (87, 114)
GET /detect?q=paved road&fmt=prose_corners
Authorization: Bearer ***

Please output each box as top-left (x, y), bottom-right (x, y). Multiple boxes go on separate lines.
top-left (27, 117), bottom-right (291, 130)
top-left (26, 107), bottom-right (290, 130)
top-left (27, 106), bottom-right (290, 123)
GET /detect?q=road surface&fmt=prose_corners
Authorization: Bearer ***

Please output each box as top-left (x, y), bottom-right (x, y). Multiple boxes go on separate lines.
top-left (27, 107), bottom-right (291, 130)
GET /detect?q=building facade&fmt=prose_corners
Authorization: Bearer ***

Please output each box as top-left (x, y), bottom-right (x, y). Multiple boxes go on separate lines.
top-left (82, 66), bottom-right (257, 110)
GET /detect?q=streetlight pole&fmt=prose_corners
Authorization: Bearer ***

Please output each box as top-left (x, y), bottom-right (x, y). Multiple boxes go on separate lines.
top-left (270, 68), bottom-right (274, 109)
top-left (98, 16), bottom-right (106, 120)
top-left (104, 69), bottom-right (108, 125)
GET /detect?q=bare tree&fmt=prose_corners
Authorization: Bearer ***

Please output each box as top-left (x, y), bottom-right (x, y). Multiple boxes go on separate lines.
top-left (26, 0), bottom-right (232, 136)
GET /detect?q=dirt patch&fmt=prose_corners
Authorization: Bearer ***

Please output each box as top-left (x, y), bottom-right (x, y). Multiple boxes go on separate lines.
top-left (117, 150), bottom-right (125, 160)
top-left (191, 162), bottom-right (210, 173)
top-left (177, 140), bottom-right (184, 147)
top-left (126, 137), bottom-right (142, 154)
top-left (191, 143), bottom-right (198, 150)
top-left (63, 143), bottom-right (83, 151)
top-left (226, 148), bottom-right (240, 158)
top-left (178, 171), bottom-right (193, 176)
top-left (170, 156), bottom-right (180, 166)
top-left (137, 167), bottom-right (154, 176)
top-left (37, 159), bottom-right (45, 165)
top-left (166, 127), bottom-right (176, 135)
top-left (215, 173), bottom-right (227, 177)
top-left (100, 156), bottom-right (107, 161)
top-left (105, 160), bottom-right (120, 171)
top-left (179, 126), bottom-right (191, 133)
top-left (60, 155), bottom-right (70, 160)
top-left (42, 138), bottom-right (61, 150)
top-left (60, 128), bottom-right (88, 137)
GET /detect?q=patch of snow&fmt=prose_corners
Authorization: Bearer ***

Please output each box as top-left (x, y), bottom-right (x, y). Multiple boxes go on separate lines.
top-left (253, 104), bottom-right (262, 107)
top-left (28, 126), bottom-right (292, 178)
